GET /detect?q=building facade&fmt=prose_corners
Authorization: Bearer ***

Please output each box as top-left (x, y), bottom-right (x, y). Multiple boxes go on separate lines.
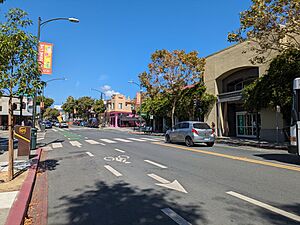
top-left (0, 96), bottom-right (32, 129)
top-left (204, 42), bottom-right (285, 142)
top-left (105, 94), bottom-right (140, 127)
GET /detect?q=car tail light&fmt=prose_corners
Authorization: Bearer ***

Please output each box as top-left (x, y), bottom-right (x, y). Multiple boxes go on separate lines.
top-left (192, 128), bottom-right (199, 135)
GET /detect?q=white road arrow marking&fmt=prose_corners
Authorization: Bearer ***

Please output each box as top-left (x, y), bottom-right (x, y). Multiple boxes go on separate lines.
top-left (147, 173), bottom-right (187, 193)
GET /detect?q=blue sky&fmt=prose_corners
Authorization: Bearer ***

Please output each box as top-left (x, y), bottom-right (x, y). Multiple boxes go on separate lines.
top-left (1, 0), bottom-right (251, 105)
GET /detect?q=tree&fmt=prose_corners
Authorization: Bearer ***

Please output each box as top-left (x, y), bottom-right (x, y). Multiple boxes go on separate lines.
top-left (139, 49), bottom-right (205, 127)
top-left (36, 96), bottom-right (54, 109)
top-left (62, 96), bottom-right (76, 118)
top-left (43, 108), bottom-right (59, 119)
top-left (228, 0), bottom-right (300, 63)
top-left (93, 99), bottom-right (105, 115)
top-left (76, 96), bottom-right (94, 119)
top-left (243, 48), bottom-right (300, 123)
top-left (0, 8), bottom-right (42, 180)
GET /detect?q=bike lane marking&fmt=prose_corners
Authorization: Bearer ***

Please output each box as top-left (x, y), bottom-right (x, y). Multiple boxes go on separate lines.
top-left (104, 165), bottom-right (122, 177)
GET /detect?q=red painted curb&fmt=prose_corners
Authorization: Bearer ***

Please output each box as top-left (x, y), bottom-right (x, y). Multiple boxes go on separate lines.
top-left (5, 148), bottom-right (43, 225)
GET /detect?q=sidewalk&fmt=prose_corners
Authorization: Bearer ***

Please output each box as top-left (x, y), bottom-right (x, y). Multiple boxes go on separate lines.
top-left (216, 136), bottom-right (289, 150)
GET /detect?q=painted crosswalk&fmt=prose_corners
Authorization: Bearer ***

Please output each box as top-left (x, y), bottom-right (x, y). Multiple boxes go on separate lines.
top-left (47, 137), bottom-right (162, 149)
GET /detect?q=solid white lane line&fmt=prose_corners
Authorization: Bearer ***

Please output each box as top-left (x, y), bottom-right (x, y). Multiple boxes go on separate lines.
top-left (140, 138), bottom-right (160, 142)
top-left (52, 143), bottom-right (63, 148)
top-left (100, 143), bottom-right (106, 146)
top-left (86, 152), bottom-right (94, 157)
top-left (100, 139), bottom-right (117, 143)
top-left (144, 160), bottom-right (167, 169)
top-left (161, 208), bottom-right (191, 225)
top-left (227, 191), bottom-right (300, 222)
top-left (104, 165), bottom-right (122, 177)
top-left (147, 173), bottom-right (170, 184)
top-left (70, 141), bottom-right (82, 148)
top-left (85, 140), bottom-right (100, 145)
top-left (127, 138), bottom-right (146, 142)
top-left (114, 148), bottom-right (125, 153)
top-left (114, 138), bottom-right (132, 143)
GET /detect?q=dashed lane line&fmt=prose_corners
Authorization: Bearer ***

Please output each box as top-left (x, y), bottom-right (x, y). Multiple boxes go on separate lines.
top-left (227, 191), bottom-right (300, 223)
top-left (144, 160), bottom-right (167, 169)
top-left (114, 148), bottom-right (125, 153)
top-left (104, 165), bottom-right (122, 177)
top-left (86, 152), bottom-right (94, 157)
top-left (161, 208), bottom-right (191, 225)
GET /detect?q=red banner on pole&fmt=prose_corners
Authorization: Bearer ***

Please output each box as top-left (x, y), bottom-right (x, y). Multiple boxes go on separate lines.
top-left (38, 42), bottom-right (53, 75)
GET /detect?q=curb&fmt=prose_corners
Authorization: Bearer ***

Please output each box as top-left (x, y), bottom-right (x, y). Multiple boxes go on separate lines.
top-left (5, 148), bottom-right (43, 225)
top-left (216, 140), bottom-right (288, 150)
top-left (128, 131), bottom-right (165, 136)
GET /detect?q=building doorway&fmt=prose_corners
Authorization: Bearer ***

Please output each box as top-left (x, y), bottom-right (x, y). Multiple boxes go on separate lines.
top-left (236, 112), bottom-right (260, 138)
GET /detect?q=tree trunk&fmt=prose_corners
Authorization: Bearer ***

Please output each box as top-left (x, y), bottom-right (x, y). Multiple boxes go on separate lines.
top-left (171, 101), bottom-right (176, 128)
top-left (8, 94), bottom-right (14, 181)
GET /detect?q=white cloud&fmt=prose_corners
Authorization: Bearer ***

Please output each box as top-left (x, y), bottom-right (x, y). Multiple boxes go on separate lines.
top-left (100, 85), bottom-right (119, 97)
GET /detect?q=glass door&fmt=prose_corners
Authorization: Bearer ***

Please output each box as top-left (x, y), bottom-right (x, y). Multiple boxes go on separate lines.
top-left (236, 112), bottom-right (259, 137)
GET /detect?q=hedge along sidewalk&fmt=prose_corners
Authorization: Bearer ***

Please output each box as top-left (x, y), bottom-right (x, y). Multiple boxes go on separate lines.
top-left (5, 149), bottom-right (42, 225)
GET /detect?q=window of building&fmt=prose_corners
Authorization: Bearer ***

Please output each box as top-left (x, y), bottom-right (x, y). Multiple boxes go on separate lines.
top-left (0, 106), bottom-right (2, 111)
top-left (118, 103), bottom-right (123, 109)
top-left (112, 103), bottom-right (115, 109)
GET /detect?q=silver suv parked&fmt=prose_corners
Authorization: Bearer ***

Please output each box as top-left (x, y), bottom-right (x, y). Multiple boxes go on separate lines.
top-left (165, 121), bottom-right (215, 147)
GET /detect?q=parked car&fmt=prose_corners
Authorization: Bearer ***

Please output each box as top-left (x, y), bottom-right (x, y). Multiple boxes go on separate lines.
top-left (43, 120), bottom-right (52, 129)
top-left (87, 118), bottom-right (99, 128)
top-left (80, 121), bottom-right (88, 127)
top-left (59, 121), bottom-right (69, 128)
top-left (165, 121), bottom-right (215, 147)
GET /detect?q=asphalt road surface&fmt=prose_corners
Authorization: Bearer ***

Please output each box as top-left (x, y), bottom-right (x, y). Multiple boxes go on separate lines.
top-left (39, 126), bottom-right (300, 225)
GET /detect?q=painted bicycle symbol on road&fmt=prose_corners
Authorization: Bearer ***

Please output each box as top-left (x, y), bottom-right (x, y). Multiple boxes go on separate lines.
top-left (104, 155), bottom-right (131, 164)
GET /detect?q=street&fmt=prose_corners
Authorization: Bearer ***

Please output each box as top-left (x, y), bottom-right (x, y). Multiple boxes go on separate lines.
top-left (40, 127), bottom-right (300, 225)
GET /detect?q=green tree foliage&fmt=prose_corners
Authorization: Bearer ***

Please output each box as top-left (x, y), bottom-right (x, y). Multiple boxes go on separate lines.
top-left (0, 8), bottom-right (42, 180)
top-left (228, 0), bottom-right (300, 63)
top-left (76, 96), bottom-right (94, 119)
top-left (93, 99), bottom-right (105, 115)
top-left (36, 96), bottom-right (54, 109)
top-left (62, 96), bottom-right (76, 116)
top-left (43, 108), bottom-right (59, 119)
top-left (139, 49), bottom-right (206, 127)
top-left (243, 48), bottom-right (300, 123)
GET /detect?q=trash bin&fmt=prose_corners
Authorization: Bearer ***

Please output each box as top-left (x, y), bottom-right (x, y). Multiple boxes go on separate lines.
top-left (30, 128), bottom-right (37, 150)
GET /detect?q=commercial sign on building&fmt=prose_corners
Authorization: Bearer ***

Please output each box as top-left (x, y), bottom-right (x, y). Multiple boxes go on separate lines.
top-left (38, 42), bottom-right (53, 75)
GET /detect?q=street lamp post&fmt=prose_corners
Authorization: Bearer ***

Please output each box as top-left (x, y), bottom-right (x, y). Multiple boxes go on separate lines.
top-left (91, 88), bottom-right (105, 100)
top-left (91, 88), bottom-right (106, 127)
top-left (40, 77), bottom-right (67, 121)
top-left (128, 80), bottom-right (142, 131)
top-left (32, 16), bottom-right (79, 128)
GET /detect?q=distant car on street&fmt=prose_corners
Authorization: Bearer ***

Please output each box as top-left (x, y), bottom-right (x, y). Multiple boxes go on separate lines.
top-left (43, 120), bottom-right (52, 129)
top-left (87, 118), bottom-right (99, 128)
top-left (59, 121), bottom-right (69, 128)
top-left (165, 121), bottom-right (215, 147)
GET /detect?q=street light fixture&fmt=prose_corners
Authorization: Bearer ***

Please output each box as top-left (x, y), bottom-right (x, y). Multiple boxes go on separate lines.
top-left (91, 88), bottom-right (105, 100)
top-left (32, 16), bottom-right (79, 128)
top-left (128, 80), bottom-right (143, 131)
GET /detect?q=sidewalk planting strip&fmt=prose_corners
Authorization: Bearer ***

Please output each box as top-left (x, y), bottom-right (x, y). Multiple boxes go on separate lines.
top-left (154, 142), bottom-right (300, 172)
top-left (144, 160), bottom-right (167, 169)
top-left (227, 191), bottom-right (300, 222)
top-left (104, 165), bottom-right (122, 177)
top-left (161, 208), bottom-right (191, 225)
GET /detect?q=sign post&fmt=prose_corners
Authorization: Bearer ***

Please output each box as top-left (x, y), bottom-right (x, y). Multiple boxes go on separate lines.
top-left (14, 126), bottom-right (31, 158)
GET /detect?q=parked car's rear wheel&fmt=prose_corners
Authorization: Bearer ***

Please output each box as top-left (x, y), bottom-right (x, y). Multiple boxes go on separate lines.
top-left (185, 136), bottom-right (194, 147)
top-left (207, 142), bottom-right (214, 147)
top-left (165, 134), bottom-right (171, 143)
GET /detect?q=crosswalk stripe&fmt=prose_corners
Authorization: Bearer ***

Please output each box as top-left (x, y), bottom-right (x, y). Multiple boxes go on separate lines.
top-left (100, 139), bottom-right (117, 143)
top-left (43, 146), bottom-right (53, 151)
top-left (127, 138), bottom-right (146, 142)
top-left (52, 143), bottom-right (62, 148)
top-left (140, 138), bottom-right (160, 142)
top-left (114, 138), bottom-right (132, 143)
top-left (70, 141), bottom-right (82, 148)
top-left (85, 140), bottom-right (100, 145)
top-left (86, 152), bottom-right (94, 157)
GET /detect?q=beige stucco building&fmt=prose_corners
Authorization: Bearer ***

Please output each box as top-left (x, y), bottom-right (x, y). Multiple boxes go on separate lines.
top-left (204, 42), bottom-right (285, 142)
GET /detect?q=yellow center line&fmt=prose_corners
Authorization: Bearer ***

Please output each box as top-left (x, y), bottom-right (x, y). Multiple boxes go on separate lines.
top-left (153, 142), bottom-right (300, 172)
